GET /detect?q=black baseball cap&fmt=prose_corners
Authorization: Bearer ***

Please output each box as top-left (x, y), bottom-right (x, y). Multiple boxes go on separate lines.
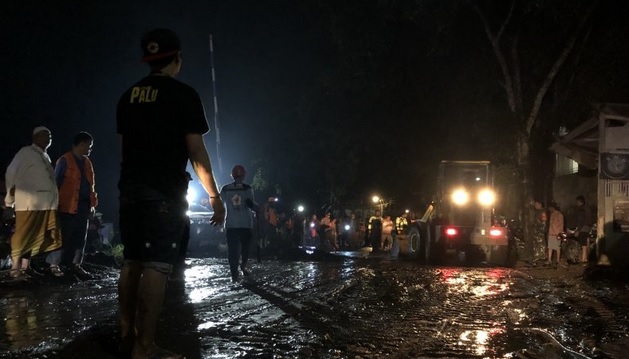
top-left (140, 28), bottom-right (181, 63)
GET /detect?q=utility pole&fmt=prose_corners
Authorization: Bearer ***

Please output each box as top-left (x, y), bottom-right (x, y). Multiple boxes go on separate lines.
top-left (209, 34), bottom-right (222, 173)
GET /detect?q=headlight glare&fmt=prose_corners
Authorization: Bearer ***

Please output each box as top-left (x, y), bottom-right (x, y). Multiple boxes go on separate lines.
top-left (451, 188), bottom-right (469, 205)
top-left (478, 189), bottom-right (496, 206)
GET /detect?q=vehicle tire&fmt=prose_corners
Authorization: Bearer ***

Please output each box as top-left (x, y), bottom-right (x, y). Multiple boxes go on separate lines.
top-left (563, 239), bottom-right (581, 264)
top-left (406, 227), bottom-right (429, 262)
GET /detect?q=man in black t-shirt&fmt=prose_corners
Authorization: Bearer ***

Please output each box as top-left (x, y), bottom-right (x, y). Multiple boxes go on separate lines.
top-left (116, 28), bottom-right (225, 359)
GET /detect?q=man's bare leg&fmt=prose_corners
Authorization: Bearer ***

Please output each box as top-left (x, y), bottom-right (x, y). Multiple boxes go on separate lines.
top-left (118, 261), bottom-right (142, 352)
top-left (581, 246), bottom-right (587, 263)
top-left (9, 255), bottom-right (21, 277)
top-left (132, 267), bottom-right (181, 359)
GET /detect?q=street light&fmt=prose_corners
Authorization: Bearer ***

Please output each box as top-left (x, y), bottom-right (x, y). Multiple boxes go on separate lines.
top-left (372, 195), bottom-right (384, 214)
top-left (297, 205), bottom-right (304, 213)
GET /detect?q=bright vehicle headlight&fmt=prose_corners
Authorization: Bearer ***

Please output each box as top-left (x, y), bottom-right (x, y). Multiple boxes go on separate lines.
top-left (186, 187), bottom-right (197, 203)
top-left (451, 188), bottom-right (469, 206)
top-left (489, 228), bottom-right (503, 237)
top-left (477, 189), bottom-right (496, 206)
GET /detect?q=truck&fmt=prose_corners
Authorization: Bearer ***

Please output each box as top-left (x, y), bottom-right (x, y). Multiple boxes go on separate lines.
top-left (397, 160), bottom-right (513, 266)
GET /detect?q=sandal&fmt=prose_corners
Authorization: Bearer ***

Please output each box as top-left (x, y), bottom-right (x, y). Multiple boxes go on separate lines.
top-left (50, 265), bottom-right (65, 277)
top-left (8, 269), bottom-right (28, 280)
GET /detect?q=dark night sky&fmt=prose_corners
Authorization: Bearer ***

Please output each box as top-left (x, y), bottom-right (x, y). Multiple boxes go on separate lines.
top-left (2, 1), bottom-right (629, 219)
top-left (1, 1), bottom-right (320, 219)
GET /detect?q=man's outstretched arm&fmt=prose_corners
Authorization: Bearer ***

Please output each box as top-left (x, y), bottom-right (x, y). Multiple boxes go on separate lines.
top-left (186, 133), bottom-right (225, 225)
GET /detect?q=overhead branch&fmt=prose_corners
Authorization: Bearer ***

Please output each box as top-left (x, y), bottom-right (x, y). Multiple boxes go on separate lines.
top-left (510, 32), bottom-right (523, 118)
top-left (524, 1), bottom-right (599, 137)
top-left (471, 0), bottom-right (518, 113)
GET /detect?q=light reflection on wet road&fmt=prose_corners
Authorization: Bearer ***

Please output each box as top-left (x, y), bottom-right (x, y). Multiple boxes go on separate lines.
top-left (1, 255), bottom-right (629, 358)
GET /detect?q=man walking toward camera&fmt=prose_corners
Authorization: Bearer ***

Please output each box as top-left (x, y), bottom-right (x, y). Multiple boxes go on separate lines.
top-left (116, 28), bottom-right (225, 359)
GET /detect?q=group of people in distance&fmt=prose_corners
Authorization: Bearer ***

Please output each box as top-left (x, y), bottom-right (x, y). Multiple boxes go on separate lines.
top-left (530, 195), bottom-right (594, 267)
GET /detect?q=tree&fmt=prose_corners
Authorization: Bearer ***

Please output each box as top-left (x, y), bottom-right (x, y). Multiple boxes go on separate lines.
top-left (471, 0), bottom-right (597, 163)
top-left (468, 0), bottom-right (629, 253)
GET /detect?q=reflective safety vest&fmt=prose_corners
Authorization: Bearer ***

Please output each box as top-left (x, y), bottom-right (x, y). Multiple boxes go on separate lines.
top-left (368, 216), bottom-right (382, 231)
top-left (396, 216), bottom-right (408, 232)
top-left (57, 152), bottom-right (98, 214)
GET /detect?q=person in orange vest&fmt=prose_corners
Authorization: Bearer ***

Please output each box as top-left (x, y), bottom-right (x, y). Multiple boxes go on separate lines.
top-left (264, 197), bottom-right (278, 247)
top-left (46, 132), bottom-right (98, 279)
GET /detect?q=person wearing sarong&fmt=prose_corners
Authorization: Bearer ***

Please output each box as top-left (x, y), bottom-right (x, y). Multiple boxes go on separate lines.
top-left (4, 126), bottom-right (62, 279)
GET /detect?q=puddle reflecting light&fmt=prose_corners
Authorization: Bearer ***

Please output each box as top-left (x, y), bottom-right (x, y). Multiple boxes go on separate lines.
top-left (184, 265), bottom-right (224, 303)
top-left (197, 321), bottom-right (222, 331)
top-left (513, 308), bottom-right (528, 323)
top-left (459, 329), bottom-right (490, 356)
top-left (300, 245), bottom-right (316, 255)
top-left (188, 287), bottom-right (220, 304)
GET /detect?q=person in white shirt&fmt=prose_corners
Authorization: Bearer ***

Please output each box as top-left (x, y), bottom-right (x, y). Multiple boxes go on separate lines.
top-left (220, 165), bottom-right (257, 282)
top-left (381, 215), bottom-right (394, 251)
top-left (4, 126), bottom-right (62, 279)
top-left (547, 202), bottom-right (565, 266)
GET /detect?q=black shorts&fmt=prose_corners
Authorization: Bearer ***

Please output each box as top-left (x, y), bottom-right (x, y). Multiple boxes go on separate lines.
top-left (119, 195), bottom-right (187, 270)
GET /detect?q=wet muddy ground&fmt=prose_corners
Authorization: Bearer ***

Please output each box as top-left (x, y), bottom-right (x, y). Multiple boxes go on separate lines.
top-left (1, 251), bottom-right (629, 359)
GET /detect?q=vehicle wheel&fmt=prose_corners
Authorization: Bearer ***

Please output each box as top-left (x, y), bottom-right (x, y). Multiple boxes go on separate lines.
top-left (563, 239), bottom-right (581, 264)
top-left (407, 227), bottom-right (419, 257)
top-left (405, 226), bottom-right (430, 262)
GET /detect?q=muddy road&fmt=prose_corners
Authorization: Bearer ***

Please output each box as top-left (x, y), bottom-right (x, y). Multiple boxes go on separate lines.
top-left (1, 253), bottom-right (629, 358)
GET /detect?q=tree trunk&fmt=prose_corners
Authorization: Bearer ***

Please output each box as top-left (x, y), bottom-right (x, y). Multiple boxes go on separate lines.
top-left (472, 0), bottom-right (598, 260)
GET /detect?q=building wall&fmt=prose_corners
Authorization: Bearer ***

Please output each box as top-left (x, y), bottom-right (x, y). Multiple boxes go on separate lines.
top-left (598, 180), bottom-right (629, 266)
top-left (552, 172), bottom-right (597, 215)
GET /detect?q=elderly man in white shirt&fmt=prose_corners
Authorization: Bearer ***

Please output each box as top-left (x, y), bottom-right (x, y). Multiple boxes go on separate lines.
top-left (4, 126), bottom-right (62, 279)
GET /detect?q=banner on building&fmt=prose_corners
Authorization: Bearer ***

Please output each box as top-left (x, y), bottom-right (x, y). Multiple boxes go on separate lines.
top-left (600, 152), bottom-right (629, 180)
